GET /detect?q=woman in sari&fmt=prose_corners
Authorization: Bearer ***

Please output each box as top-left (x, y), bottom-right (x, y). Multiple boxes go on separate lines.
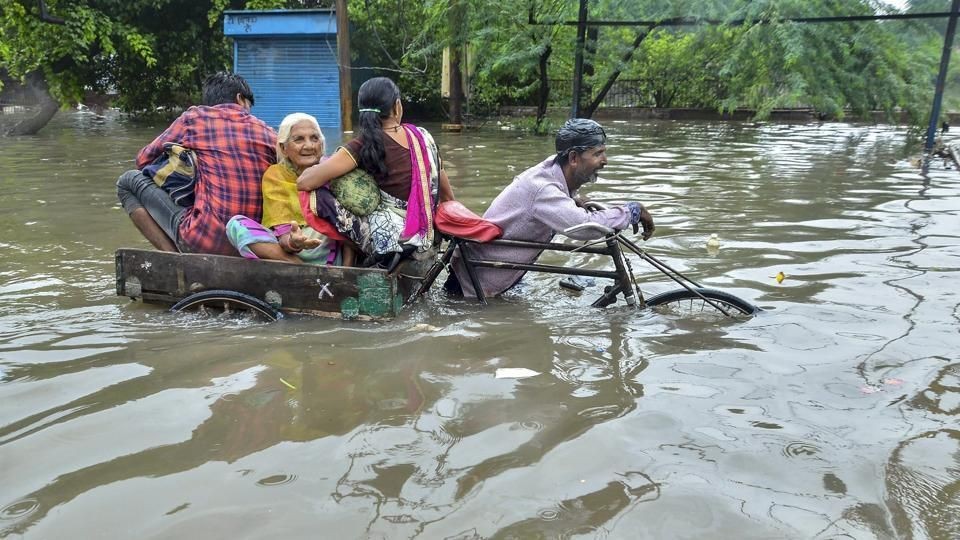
top-left (226, 112), bottom-right (342, 264)
top-left (297, 77), bottom-right (455, 267)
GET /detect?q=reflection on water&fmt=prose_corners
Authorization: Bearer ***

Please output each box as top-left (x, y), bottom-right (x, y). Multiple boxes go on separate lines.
top-left (1, 113), bottom-right (958, 538)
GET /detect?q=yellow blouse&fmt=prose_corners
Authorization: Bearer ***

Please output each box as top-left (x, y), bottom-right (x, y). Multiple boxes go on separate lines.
top-left (261, 163), bottom-right (304, 230)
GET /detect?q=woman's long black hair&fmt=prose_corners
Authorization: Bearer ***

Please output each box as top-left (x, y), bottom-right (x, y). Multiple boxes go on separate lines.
top-left (356, 77), bottom-right (401, 181)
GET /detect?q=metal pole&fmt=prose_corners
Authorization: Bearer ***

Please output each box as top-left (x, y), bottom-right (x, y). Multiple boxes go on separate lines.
top-left (925, 0), bottom-right (960, 153)
top-left (571, 0), bottom-right (588, 118)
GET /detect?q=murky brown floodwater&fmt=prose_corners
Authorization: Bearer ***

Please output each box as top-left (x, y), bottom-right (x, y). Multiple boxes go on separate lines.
top-left (1, 111), bottom-right (958, 539)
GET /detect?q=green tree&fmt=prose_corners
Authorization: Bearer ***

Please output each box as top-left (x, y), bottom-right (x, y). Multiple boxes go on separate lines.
top-left (570, 0), bottom-right (735, 117)
top-left (553, 0), bottom-right (941, 121)
top-left (467, 0), bottom-right (571, 129)
top-left (714, 1), bottom-right (938, 120)
top-left (1, 0), bottom-right (954, 135)
top-left (624, 28), bottom-right (731, 108)
top-left (1, 0), bottom-right (156, 134)
top-left (0, 0), bottom-right (312, 135)
top-left (345, 0), bottom-right (444, 115)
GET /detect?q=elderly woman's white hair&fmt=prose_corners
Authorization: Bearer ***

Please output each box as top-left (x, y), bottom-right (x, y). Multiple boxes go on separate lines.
top-left (276, 113), bottom-right (324, 168)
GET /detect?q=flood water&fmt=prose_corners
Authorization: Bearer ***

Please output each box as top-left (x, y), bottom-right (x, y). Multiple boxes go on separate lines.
top-left (1, 112), bottom-right (958, 539)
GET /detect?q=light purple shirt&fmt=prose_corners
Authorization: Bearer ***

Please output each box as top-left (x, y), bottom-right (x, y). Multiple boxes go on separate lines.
top-left (453, 156), bottom-right (632, 298)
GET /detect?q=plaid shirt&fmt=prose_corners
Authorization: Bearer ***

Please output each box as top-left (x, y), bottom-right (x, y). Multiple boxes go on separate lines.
top-left (137, 104), bottom-right (277, 255)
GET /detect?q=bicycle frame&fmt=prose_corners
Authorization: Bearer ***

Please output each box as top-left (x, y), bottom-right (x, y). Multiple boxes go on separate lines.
top-left (413, 228), bottom-right (642, 308)
top-left (413, 229), bottom-right (741, 317)
top-left (410, 201), bottom-right (743, 315)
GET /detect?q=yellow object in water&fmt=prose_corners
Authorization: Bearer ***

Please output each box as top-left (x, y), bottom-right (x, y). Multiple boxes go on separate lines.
top-left (706, 233), bottom-right (720, 249)
top-left (775, 271), bottom-right (786, 284)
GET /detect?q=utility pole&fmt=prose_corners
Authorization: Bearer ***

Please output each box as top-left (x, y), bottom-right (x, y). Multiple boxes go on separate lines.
top-left (925, 0), bottom-right (960, 154)
top-left (335, 0), bottom-right (353, 133)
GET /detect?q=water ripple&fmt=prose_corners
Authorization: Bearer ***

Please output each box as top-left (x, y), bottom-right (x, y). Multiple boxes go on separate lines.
top-left (255, 474), bottom-right (297, 487)
top-left (0, 118), bottom-right (956, 539)
top-left (0, 498), bottom-right (39, 521)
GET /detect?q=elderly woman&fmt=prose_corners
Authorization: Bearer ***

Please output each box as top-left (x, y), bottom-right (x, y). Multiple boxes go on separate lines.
top-left (226, 112), bottom-right (340, 264)
top-left (297, 77), bottom-right (454, 268)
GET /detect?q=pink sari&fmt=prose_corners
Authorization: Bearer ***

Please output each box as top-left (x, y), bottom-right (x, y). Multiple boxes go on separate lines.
top-left (299, 124), bottom-right (441, 256)
top-left (400, 124), bottom-right (436, 247)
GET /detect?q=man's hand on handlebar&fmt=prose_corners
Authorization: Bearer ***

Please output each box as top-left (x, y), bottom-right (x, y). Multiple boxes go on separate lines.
top-left (638, 205), bottom-right (655, 240)
top-left (626, 202), bottom-right (655, 240)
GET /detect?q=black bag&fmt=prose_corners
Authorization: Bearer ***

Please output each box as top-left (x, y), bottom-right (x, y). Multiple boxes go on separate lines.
top-left (142, 142), bottom-right (197, 207)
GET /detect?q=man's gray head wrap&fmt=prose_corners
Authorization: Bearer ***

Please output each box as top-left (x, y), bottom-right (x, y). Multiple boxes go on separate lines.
top-left (555, 118), bottom-right (607, 160)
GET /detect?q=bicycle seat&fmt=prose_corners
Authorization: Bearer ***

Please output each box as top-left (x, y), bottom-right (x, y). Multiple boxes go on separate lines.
top-left (435, 201), bottom-right (503, 242)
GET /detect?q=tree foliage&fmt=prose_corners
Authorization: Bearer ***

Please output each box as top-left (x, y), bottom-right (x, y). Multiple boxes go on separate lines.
top-left (0, 0), bottom-right (163, 107)
top-left (541, 0), bottom-right (943, 121)
top-left (705, 0), bottom-right (939, 120)
top-left (464, 0), bottom-right (570, 114)
top-left (0, 0), bottom-right (335, 132)
top-left (624, 28), bottom-right (732, 109)
top-left (0, 0), bottom-right (956, 134)
top-left (345, 0), bottom-right (448, 114)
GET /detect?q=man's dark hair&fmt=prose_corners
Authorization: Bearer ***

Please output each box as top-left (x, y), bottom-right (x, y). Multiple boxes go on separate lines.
top-left (554, 118), bottom-right (607, 167)
top-left (201, 72), bottom-right (255, 107)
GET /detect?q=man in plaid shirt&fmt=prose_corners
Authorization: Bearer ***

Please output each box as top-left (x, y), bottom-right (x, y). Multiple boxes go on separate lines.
top-left (117, 72), bottom-right (277, 255)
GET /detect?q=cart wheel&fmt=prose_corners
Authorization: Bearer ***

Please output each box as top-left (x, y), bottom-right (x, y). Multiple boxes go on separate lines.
top-left (644, 287), bottom-right (759, 317)
top-left (170, 289), bottom-right (283, 322)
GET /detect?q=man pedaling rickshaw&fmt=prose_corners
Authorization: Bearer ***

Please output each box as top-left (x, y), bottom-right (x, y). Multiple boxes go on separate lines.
top-left (444, 118), bottom-right (656, 299)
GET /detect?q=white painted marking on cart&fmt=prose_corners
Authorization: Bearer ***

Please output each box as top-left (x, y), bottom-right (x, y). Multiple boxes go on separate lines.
top-left (318, 282), bottom-right (333, 299)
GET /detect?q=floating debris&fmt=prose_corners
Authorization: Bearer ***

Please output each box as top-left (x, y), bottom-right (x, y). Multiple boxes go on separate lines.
top-left (408, 323), bottom-right (441, 332)
top-left (495, 368), bottom-right (541, 379)
top-left (279, 377), bottom-right (296, 390)
top-left (706, 233), bottom-right (720, 249)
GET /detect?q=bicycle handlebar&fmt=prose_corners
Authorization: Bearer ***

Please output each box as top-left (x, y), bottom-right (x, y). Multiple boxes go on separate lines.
top-left (561, 222), bottom-right (615, 237)
top-left (582, 201), bottom-right (609, 211)
top-left (581, 201), bottom-right (641, 235)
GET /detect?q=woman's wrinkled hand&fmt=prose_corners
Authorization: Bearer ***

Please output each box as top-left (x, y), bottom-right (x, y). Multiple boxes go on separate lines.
top-left (286, 222), bottom-right (322, 251)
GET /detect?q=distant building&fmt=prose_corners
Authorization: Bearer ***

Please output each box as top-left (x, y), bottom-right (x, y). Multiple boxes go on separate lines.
top-left (225, 9), bottom-right (344, 137)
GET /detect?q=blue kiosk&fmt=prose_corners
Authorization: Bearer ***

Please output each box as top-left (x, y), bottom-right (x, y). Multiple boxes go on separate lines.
top-left (224, 9), bottom-right (344, 137)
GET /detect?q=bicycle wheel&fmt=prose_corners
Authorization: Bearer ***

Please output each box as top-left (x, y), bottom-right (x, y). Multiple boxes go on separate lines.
top-left (644, 287), bottom-right (759, 317)
top-left (170, 289), bottom-right (284, 322)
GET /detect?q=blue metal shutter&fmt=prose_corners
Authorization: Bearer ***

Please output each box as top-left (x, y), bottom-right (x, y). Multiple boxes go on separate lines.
top-left (236, 37), bottom-right (341, 131)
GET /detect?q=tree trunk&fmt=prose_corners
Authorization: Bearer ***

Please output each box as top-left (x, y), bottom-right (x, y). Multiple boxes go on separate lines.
top-left (5, 71), bottom-right (59, 136)
top-left (449, 47), bottom-right (465, 124)
top-left (570, 0), bottom-right (588, 117)
top-left (581, 25), bottom-right (655, 119)
top-left (536, 44), bottom-right (552, 131)
top-left (582, 27), bottom-right (598, 104)
top-left (447, 0), bottom-right (467, 125)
